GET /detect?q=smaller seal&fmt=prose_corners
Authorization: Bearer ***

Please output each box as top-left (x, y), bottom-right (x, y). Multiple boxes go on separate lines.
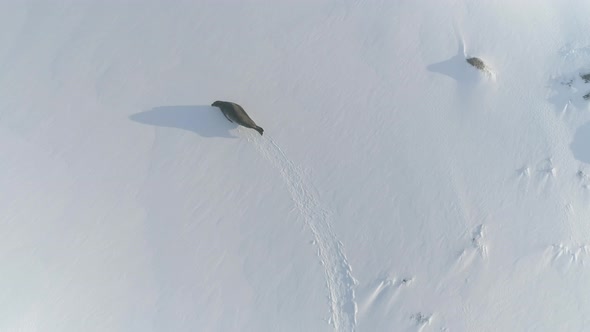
top-left (466, 57), bottom-right (487, 71)
top-left (212, 101), bottom-right (264, 135)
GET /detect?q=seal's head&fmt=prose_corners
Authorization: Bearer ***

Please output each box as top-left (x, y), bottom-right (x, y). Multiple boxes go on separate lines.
top-left (211, 101), bottom-right (223, 107)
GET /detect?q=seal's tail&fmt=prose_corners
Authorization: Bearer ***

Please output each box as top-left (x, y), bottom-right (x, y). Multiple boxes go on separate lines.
top-left (254, 126), bottom-right (264, 136)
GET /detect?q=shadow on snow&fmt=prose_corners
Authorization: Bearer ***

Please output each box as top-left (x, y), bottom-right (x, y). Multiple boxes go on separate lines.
top-left (129, 105), bottom-right (238, 138)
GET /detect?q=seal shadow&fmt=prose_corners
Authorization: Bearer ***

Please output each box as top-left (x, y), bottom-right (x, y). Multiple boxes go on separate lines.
top-left (129, 105), bottom-right (238, 138)
top-left (427, 40), bottom-right (481, 104)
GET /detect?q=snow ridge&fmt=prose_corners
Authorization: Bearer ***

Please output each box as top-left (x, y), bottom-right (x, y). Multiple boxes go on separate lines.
top-left (253, 135), bottom-right (358, 332)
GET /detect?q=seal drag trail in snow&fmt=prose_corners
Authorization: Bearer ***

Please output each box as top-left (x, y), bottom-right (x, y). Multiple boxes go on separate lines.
top-left (252, 134), bottom-right (358, 331)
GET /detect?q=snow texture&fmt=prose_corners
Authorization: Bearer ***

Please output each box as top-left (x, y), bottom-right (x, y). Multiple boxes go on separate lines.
top-left (1, 1), bottom-right (590, 331)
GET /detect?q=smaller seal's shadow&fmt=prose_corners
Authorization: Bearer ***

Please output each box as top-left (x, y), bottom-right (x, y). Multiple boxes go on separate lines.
top-left (427, 40), bottom-right (482, 104)
top-left (129, 105), bottom-right (238, 138)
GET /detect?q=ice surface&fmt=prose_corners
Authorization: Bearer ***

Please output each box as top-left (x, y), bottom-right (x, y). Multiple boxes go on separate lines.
top-left (1, 1), bottom-right (590, 331)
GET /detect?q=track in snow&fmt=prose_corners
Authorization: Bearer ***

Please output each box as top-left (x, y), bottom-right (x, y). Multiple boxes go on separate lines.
top-left (252, 134), bottom-right (358, 332)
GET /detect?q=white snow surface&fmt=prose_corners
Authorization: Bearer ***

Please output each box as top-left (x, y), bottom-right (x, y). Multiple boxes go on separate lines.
top-left (1, 1), bottom-right (590, 331)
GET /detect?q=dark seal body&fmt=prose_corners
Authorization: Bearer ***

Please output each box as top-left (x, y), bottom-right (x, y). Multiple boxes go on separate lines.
top-left (212, 101), bottom-right (264, 135)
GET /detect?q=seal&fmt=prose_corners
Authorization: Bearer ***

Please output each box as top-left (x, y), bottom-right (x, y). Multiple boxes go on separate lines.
top-left (212, 101), bottom-right (264, 135)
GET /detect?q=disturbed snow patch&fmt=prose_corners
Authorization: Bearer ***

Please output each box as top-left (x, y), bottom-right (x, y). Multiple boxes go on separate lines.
top-left (548, 69), bottom-right (590, 113)
top-left (251, 134), bottom-right (358, 331)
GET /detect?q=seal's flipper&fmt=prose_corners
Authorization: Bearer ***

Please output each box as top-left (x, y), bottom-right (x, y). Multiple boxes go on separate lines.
top-left (222, 112), bottom-right (234, 123)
